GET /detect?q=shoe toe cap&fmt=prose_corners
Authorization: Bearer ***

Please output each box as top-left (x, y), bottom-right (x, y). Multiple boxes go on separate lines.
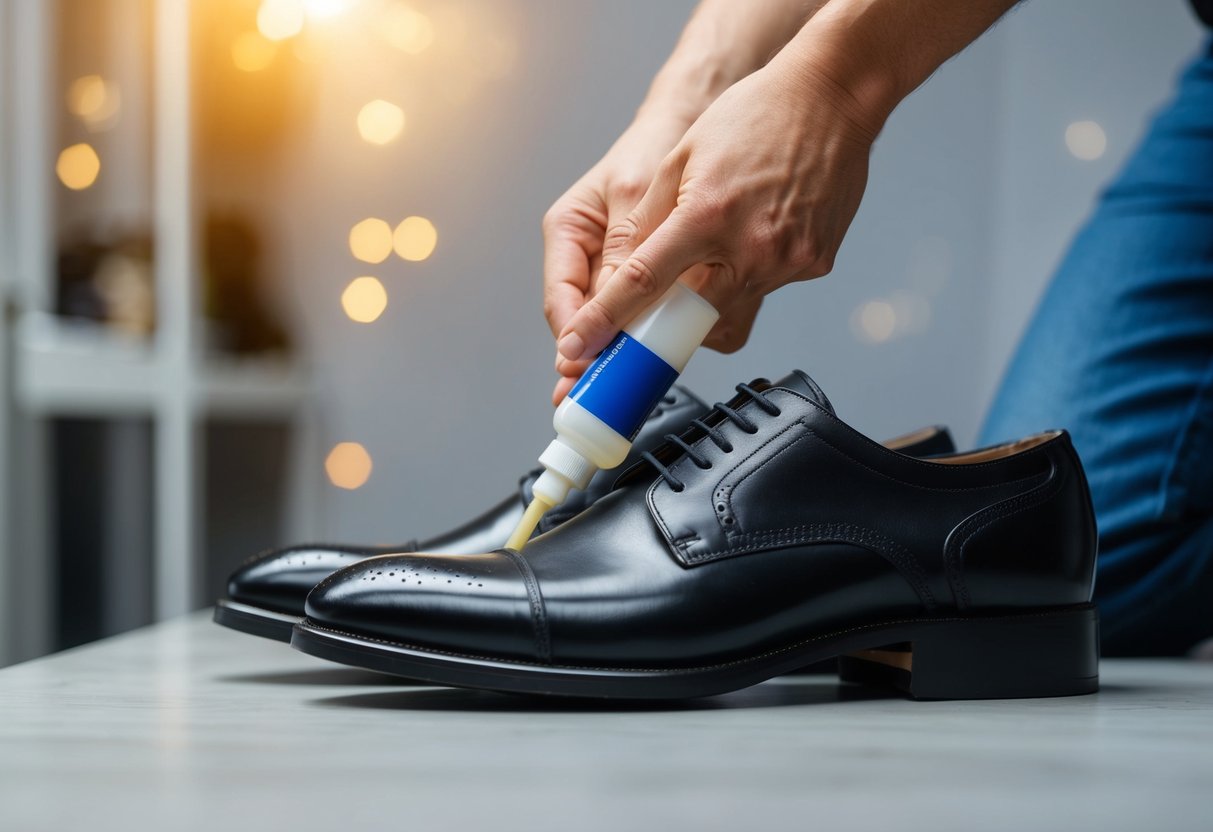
top-left (227, 544), bottom-right (391, 615)
top-left (304, 552), bottom-right (545, 662)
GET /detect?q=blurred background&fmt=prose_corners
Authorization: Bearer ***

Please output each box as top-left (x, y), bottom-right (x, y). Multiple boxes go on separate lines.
top-left (0, 0), bottom-right (1204, 666)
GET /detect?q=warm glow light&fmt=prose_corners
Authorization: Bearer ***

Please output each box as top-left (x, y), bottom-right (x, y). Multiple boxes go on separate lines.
top-left (304, 0), bottom-right (352, 19)
top-left (852, 299), bottom-right (896, 344)
top-left (383, 4), bottom-right (435, 54)
top-left (56, 143), bottom-right (101, 190)
top-left (67, 75), bottom-right (120, 127)
top-left (325, 442), bottom-right (373, 489)
top-left (231, 31), bottom-right (278, 72)
top-left (341, 276), bottom-right (388, 323)
top-left (393, 216), bottom-right (437, 262)
top-left (349, 218), bottom-right (394, 263)
top-left (1065, 120), bottom-right (1107, 161)
top-left (888, 290), bottom-right (932, 336)
top-left (357, 100), bottom-right (406, 145)
top-left (257, 0), bottom-right (305, 41)
top-left (482, 35), bottom-right (518, 79)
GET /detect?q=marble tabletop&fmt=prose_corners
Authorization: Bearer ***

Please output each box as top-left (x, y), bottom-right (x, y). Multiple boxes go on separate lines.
top-left (2, 611), bottom-right (1211, 831)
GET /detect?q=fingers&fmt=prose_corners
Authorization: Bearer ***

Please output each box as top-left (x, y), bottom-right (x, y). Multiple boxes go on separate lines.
top-left (557, 167), bottom-right (705, 361)
top-left (542, 199), bottom-right (604, 338)
top-left (552, 375), bottom-right (577, 406)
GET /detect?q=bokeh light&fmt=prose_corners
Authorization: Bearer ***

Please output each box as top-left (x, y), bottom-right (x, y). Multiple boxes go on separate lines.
top-left (325, 442), bottom-right (373, 489)
top-left (383, 4), bottom-right (435, 54)
top-left (1065, 120), bottom-right (1107, 161)
top-left (393, 216), bottom-right (438, 262)
top-left (852, 299), bottom-right (896, 344)
top-left (231, 31), bottom-right (278, 72)
top-left (67, 75), bottom-right (121, 128)
top-left (56, 143), bottom-right (101, 190)
top-left (257, 0), bottom-right (305, 41)
top-left (304, 0), bottom-right (352, 19)
top-left (341, 276), bottom-right (388, 323)
top-left (349, 218), bottom-right (394, 263)
top-left (888, 291), bottom-right (932, 336)
top-left (357, 99), bottom-right (406, 145)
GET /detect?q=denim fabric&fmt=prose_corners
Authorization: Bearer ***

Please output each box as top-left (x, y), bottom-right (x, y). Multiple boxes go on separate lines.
top-left (980, 38), bottom-right (1213, 655)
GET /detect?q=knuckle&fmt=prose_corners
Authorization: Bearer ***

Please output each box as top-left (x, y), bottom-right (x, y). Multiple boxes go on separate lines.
top-left (582, 297), bottom-right (618, 333)
top-left (683, 188), bottom-right (730, 230)
top-left (617, 256), bottom-right (661, 298)
top-left (805, 248), bottom-right (836, 279)
top-left (602, 217), bottom-right (641, 254)
top-left (541, 204), bottom-right (563, 232)
top-left (609, 176), bottom-right (649, 203)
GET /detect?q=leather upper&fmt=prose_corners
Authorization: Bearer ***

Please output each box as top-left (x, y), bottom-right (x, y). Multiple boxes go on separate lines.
top-left (305, 371), bottom-right (1097, 668)
top-left (225, 386), bottom-right (710, 613)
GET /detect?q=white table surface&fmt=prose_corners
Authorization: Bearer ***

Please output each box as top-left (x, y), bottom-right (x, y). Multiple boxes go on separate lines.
top-left (2, 611), bottom-right (1211, 832)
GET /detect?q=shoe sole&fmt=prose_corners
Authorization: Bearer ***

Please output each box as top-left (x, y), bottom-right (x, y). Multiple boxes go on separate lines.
top-left (213, 599), bottom-right (300, 643)
top-left (291, 604), bottom-right (1099, 700)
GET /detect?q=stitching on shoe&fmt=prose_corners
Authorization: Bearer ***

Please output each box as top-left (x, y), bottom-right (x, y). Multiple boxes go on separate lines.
top-left (945, 461), bottom-right (1065, 610)
top-left (717, 421), bottom-right (811, 534)
top-left (300, 605), bottom-right (1093, 674)
top-left (500, 549), bottom-right (552, 663)
top-left (690, 522), bottom-right (937, 610)
top-left (646, 474), bottom-right (936, 609)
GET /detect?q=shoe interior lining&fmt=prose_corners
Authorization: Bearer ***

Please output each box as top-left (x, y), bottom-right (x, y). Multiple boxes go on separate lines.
top-left (928, 430), bottom-right (1063, 465)
top-left (883, 426), bottom-right (941, 451)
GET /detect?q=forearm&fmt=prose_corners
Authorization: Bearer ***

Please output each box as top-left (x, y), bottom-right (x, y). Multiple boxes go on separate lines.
top-left (770, 0), bottom-right (1021, 137)
top-left (639, 0), bottom-right (827, 126)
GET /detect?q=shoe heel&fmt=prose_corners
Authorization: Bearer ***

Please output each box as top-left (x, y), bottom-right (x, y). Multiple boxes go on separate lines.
top-left (838, 605), bottom-right (1099, 700)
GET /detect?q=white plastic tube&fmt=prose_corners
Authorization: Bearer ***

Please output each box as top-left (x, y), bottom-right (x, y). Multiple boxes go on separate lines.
top-left (531, 281), bottom-right (719, 507)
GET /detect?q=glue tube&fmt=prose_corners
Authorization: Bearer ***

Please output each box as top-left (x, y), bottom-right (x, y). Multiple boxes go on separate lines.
top-left (505, 281), bottom-right (719, 551)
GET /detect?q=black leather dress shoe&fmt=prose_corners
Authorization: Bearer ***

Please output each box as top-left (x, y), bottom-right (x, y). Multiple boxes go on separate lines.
top-left (217, 384), bottom-right (954, 642)
top-left (293, 370), bottom-right (1099, 700)
top-left (214, 387), bottom-right (709, 640)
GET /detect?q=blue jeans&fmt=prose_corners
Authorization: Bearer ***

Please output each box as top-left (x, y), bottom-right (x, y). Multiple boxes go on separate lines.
top-left (980, 37), bottom-right (1213, 656)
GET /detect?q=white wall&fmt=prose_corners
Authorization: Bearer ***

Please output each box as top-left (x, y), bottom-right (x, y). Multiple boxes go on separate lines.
top-left (255, 0), bottom-right (1207, 545)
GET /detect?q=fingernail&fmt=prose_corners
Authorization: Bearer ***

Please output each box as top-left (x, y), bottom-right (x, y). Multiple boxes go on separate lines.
top-left (558, 332), bottom-right (585, 361)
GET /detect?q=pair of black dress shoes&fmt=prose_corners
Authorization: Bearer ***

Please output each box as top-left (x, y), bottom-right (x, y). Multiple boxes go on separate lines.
top-left (216, 370), bottom-right (1099, 700)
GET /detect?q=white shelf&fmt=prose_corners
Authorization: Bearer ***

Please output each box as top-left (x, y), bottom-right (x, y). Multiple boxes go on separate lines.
top-left (15, 313), bottom-right (308, 418)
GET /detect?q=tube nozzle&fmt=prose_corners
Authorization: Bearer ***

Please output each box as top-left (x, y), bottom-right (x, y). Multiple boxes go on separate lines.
top-left (505, 495), bottom-right (554, 552)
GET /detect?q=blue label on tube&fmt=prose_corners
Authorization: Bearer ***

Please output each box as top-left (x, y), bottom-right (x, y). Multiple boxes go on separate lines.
top-left (568, 333), bottom-right (678, 440)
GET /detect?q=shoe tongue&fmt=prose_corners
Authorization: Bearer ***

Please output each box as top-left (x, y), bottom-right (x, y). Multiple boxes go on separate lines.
top-left (768, 370), bottom-right (835, 415)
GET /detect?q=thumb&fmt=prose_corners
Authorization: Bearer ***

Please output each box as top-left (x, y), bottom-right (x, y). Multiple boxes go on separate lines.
top-left (557, 169), bottom-right (703, 362)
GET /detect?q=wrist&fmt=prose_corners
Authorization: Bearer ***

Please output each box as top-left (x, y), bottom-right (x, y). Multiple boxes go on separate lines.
top-left (772, 0), bottom-right (1020, 136)
top-left (769, 27), bottom-right (903, 142)
top-left (638, 60), bottom-right (731, 129)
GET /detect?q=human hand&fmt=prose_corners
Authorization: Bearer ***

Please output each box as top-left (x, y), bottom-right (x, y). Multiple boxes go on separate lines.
top-left (552, 59), bottom-right (882, 378)
top-left (542, 113), bottom-right (691, 404)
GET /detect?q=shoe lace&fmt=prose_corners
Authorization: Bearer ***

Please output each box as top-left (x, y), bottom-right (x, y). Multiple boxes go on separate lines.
top-left (640, 383), bottom-right (781, 493)
top-left (647, 392), bottom-right (679, 419)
